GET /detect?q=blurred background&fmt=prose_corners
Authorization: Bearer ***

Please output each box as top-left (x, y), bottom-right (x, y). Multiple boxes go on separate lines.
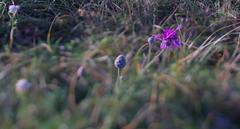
top-left (0, 0), bottom-right (240, 129)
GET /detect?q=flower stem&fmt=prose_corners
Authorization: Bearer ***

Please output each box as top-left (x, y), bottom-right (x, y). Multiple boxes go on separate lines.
top-left (114, 68), bottom-right (121, 95)
top-left (147, 44), bottom-right (152, 63)
top-left (9, 17), bottom-right (16, 49)
top-left (141, 50), bottom-right (164, 74)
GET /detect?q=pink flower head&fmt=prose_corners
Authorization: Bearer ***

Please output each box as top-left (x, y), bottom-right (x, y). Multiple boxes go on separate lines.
top-left (160, 27), bottom-right (182, 50)
top-left (161, 28), bottom-right (177, 40)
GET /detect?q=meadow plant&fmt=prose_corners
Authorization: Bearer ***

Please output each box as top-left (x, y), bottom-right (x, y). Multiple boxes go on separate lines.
top-left (0, 1), bottom-right (240, 129)
top-left (8, 4), bottom-right (20, 49)
top-left (141, 26), bottom-right (182, 74)
top-left (8, 5), bottom-right (20, 15)
top-left (114, 54), bottom-right (126, 95)
top-left (114, 55), bottom-right (126, 69)
top-left (160, 28), bottom-right (182, 50)
top-left (150, 26), bottom-right (182, 50)
top-left (147, 36), bottom-right (155, 63)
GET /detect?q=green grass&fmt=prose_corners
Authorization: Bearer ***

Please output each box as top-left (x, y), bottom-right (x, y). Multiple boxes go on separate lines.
top-left (0, 0), bottom-right (240, 129)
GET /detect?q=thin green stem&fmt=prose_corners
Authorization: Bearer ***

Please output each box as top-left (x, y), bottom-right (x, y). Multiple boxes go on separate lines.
top-left (9, 17), bottom-right (16, 49)
top-left (141, 50), bottom-right (164, 74)
top-left (0, 2), bottom-right (6, 18)
top-left (147, 44), bottom-right (152, 63)
top-left (114, 68), bottom-right (121, 95)
top-left (134, 43), bottom-right (148, 59)
top-left (47, 13), bottom-right (60, 47)
top-left (9, 27), bottom-right (14, 49)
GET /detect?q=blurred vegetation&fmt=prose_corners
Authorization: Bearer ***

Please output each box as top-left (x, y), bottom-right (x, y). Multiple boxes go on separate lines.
top-left (0, 0), bottom-right (240, 129)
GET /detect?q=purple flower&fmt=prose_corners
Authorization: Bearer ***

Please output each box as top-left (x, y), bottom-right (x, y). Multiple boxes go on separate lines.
top-left (147, 26), bottom-right (182, 50)
top-left (160, 28), bottom-right (182, 50)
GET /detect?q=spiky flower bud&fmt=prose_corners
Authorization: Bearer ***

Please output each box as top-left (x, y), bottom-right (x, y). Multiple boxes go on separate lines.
top-left (114, 54), bottom-right (126, 69)
top-left (15, 79), bottom-right (31, 94)
top-left (147, 36), bottom-right (155, 44)
top-left (8, 5), bottom-right (20, 14)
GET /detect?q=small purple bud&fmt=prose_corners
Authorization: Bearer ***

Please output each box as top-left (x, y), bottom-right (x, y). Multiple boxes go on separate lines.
top-left (15, 79), bottom-right (32, 94)
top-left (8, 5), bottom-right (20, 14)
top-left (147, 36), bottom-right (155, 44)
top-left (114, 54), bottom-right (126, 69)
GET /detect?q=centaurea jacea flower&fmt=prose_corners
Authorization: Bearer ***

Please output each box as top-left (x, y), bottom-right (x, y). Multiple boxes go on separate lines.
top-left (160, 28), bottom-right (182, 50)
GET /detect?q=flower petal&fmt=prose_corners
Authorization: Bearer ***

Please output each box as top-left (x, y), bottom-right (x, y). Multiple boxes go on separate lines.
top-left (160, 40), bottom-right (167, 49)
top-left (152, 34), bottom-right (161, 41)
top-left (175, 40), bottom-right (182, 48)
